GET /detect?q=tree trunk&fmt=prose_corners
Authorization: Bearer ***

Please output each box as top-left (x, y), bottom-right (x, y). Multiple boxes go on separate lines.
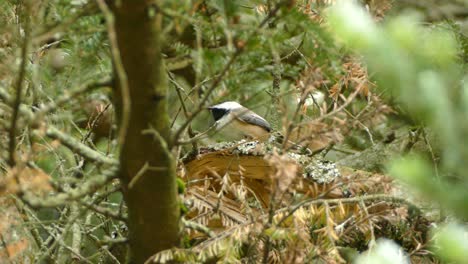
top-left (113, 1), bottom-right (180, 263)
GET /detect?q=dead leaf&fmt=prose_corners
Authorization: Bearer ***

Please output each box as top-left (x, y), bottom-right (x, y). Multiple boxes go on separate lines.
top-left (0, 239), bottom-right (28, 260)
top-left (265, 151), bottom-right (299, 193)
top-left (0, 167), bottom-right (52, 196)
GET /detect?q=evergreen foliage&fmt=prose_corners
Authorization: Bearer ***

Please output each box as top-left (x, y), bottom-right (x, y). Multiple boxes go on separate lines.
top-left (0, 0), bottom-right (466, 263)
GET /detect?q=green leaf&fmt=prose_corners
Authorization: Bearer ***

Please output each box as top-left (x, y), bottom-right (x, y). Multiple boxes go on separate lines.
top-left (432, 223), bottom-right (468, 263)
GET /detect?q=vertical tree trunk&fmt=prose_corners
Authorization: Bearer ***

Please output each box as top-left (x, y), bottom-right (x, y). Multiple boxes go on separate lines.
top-left (113, 1), bottom-right (180, 262)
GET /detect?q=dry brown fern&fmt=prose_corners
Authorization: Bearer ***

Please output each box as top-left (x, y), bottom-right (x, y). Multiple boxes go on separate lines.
top-left (144, 141), bottom-right (434, 263)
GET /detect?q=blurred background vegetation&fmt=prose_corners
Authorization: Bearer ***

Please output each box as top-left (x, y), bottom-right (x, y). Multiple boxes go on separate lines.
top-left (0, 0), bottom-right (467, 263)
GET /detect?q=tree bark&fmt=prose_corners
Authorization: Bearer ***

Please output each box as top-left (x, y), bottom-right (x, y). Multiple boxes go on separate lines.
top-left (113, 1), bottom-right (180, 263)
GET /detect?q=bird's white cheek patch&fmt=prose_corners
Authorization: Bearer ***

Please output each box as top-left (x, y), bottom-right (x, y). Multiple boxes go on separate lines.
top-left (215, 114), bottom-right (234, 130)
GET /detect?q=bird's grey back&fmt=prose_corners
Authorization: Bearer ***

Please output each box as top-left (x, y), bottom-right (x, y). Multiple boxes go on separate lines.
top-left (237, 111), bottom-right (271, 132)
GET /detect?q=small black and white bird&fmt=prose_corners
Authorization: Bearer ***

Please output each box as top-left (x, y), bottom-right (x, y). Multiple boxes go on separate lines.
top-left (208, 101), bottom-right (271, 140)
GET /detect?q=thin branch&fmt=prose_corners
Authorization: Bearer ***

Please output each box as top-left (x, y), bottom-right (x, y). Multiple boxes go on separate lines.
top-left (32, 4), bottom-right (96, 44)
top-left (87, 233), bottom-right (124, 264)
top-left (297, 85), bottom-right (362, 127)
top-left (141, 127), bottom-right (171, 156)
top-left (77, 182), bottom-right (125, 222)
top-left (172, 2), bottom-right (285, 145)
top-left (70, 204), bottom-right (83, 261)
top-left (267, 22), bottom-right (282, 132)
top-left (99, 236), bottom-right (129, 246)
top-left (8, 1), bottom-right (31, 167)
top-left (323, 202), bottom-right (338, 249)
top-left (0, 85), bottom-right (117, 167)
top-left (33, 78), bottom-right (111, 118)
top-left (45, 126), bottom-right (117, 166)
top-left (359, 200), bottom-right (375, 246)
top-left (0, 234), bottom-right (12, 262)
top-left (128, 162), bottom-right (168, 190)
top-left (175, 124), bottom-right (216, 145)
top-left (81, 202), bottom-right (127, 222)
top-left (82, 102), bottom-right (112, 143)
top-left (13, 198), bottom-right (44, 249)
top-left (33, 3), bottom-right (98, 45)
top-left (262, 183), bottom-right (277, 264)
top-left (170, 73), bottom-right (198, 150)
top-left (277, 193), bottom-right (422, 227)
top-left (96, 0), bottom-right (131, 147)
top-left (172, 49), bottom-right (241, 144)
top-left (35, 204), bottom-right (94, 263)
top-left (182, 218), bottom-right (215, 238)
top-left (422, 129), bottom-right (439, 179)
top-left (281, 87), bottom-right (313, 150)
top-left (21, 167), bottom-right (118, 208)
top-left (169, 76), bottom-right (211, 128)
top-left (35, 40), bottom-right (63, 53)
top-left (192, 193), bottom-right (423, 259)
top-left (0, 86), bottom-right (32, 116)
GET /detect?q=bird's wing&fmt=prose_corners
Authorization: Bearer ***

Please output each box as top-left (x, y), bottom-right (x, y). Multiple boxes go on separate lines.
top-left (235, 110), bottom-right (272, 132)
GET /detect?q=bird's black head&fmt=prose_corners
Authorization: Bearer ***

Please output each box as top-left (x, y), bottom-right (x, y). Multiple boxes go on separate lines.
top-left (208, 107), bottom-right (229, 122)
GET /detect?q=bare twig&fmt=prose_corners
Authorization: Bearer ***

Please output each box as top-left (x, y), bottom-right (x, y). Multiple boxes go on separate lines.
top-left (33, 3), bottom-right (98, 45)
top-left (128, 162), bottom-right (167, 190)
top-left (34, 78), bottom-right (111, 118)
top-left (359, 200), bottom-right (375, 247)
top-left (0, 87), bottom-right (118, 169)
top-left (70, 204), bottom-right (83, 260)
top-left (96, 0), bottom-right (131, 147)
top-left (1, 82), bottom-right (116, 167)
top-left (17, 207), bottom-right (43, 249)
top-left (422, 129), bottom-right (439, 178)
top-left (81, 202), bottom-right (126, 222)
top-left (182, 218), bottom-right (215, 238)
top-left (281, 87), bottom-right (312, 150)
top-left (170, 73), bottom-right (198, 150)
top-left (172, 2), bottom-right (285, 145)
top-left (297, 85), bottom-right (362, 127)
top-left (262, 184), bottom-right (277, 264)
top-left (0, 234), bottom-right (12, 262)
top-left (169, 76), bottom-right (211, 128)
top-left (277, 193), bottom-right (422, 227)
top-left (175, 125), bottom-right (216, 145)
top-left (323, 202), bottom-right (338, 247)
top-left (8, 1), bottom-right (31, 167)
top-left (172, 49), bottom-right (241, 144)
top-left (45, 126), bottom-right (117, 166)
top-left (141, 127), bottom-right (171, 155)
top-left (403, 127), bottom-right (423, 153)
top-left (35, 206), bottom-right (94, 263)
top-left (22, 167), bottom-right (118, 208)
top-left (82, 102), bottom-right (112, 143)
top-left (87, 233), bottom-right (124, 263)
top-left (268, 25), bottom-right (282, 132)
top-left (35, 40), bottom-right (63, 53)
top-left (343, 108), bottom-right (375, 145)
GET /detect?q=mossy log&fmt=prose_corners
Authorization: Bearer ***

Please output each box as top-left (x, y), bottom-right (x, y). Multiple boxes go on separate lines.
top-left (181, 141), bottom-right (398, 228)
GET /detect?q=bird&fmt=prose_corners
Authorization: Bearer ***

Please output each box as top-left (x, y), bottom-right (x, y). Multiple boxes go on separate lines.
top-left (208, 101), bottom-right (271, 140)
